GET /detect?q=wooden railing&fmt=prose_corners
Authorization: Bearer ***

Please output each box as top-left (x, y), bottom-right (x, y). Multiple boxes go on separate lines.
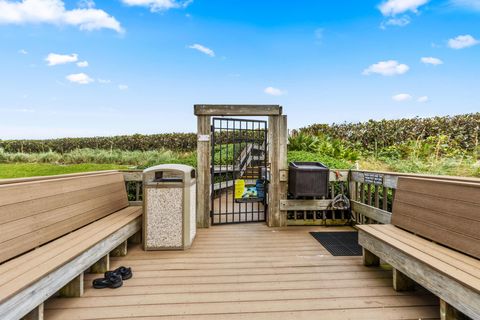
top-left (121, 170), bottom-right (143, 206)
top-left (349, 170), bottom-right (396, 224)
top-left (349, 170), bottom-right (479, 225)
top-left (283, 169), bottom-right (350, 226)
top-left (120, 168), bottom-right (478, 225)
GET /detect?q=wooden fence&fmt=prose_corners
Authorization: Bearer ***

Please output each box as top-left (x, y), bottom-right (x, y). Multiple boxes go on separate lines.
top-left (349, 170), bottom-right (479, 225)
top-left (121, 169), bottom-right (477, 225)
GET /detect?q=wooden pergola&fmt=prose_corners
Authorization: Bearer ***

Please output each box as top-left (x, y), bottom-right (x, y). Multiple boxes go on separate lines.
top-left (194, 105), bottom-right (288, 228)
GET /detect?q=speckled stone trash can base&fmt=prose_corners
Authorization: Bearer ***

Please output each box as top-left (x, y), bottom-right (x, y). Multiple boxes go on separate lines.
top-left (145, 188), bottom-right (183, 248)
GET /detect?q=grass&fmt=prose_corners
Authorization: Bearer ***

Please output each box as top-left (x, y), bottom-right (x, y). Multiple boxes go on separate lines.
top-left (0, 148), bottom-right (196, 168)
top-left (0, 163), bottom-right (130, 179)
top-left (0, 146), bottom-right (478, 179)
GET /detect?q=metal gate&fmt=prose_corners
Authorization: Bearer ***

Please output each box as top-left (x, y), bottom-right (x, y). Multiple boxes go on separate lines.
top-left (211, 118), bottom-right (268, 225)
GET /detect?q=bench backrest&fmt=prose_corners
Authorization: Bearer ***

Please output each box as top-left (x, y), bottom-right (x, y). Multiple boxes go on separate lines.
top-left (391, 177), bottom-right (480, 259)
top-left (0, 172), bottom-right (129, 263)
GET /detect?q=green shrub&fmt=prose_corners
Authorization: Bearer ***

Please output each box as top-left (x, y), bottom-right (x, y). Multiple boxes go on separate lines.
top-left (287, 151), bottom-right (353, 169)
top-left (299, 113), bottom-right (480, 153)
top-left (0, 133), bottom-right (197, 153)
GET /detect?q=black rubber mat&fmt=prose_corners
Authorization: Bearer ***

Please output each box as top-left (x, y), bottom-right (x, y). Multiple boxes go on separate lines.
top-left (310, 231), bottom-right (362, 256)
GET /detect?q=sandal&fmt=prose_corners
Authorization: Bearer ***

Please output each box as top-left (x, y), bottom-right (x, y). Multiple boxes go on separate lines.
top-left (105, 266), bottom-right (132, 280)
top-left (92, 273), bottom-right (123, 289)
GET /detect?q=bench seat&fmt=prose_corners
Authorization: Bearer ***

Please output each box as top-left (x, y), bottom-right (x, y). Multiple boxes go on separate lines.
top-left (0, 172), bottom-right (143, 320)
top-left (358, 225), bottom-right (480, 305)
top-left (0, 206), bottom-right (141, 319)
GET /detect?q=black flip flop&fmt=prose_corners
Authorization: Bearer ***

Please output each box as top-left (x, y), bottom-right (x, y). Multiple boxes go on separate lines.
top-left (105, 266), bottom-right (132, 280)
top-left (92, 273), bottom-right (123, 289)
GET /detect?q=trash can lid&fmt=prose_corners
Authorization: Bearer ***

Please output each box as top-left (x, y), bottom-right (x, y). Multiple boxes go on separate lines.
top-left (289, 162), bottom-right (329, 170)
top-left (143, 164), bottom-right (195, 174)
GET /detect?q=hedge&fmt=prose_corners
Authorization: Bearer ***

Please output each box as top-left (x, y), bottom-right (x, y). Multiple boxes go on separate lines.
top-left (1, 113), bottom-right (478, 153)
top-left (0, 133), bottom-right (197, 153)
top-left (298, 113), bottom-right (480, 152)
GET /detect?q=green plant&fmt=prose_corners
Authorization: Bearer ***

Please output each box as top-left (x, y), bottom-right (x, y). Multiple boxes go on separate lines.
top-left (287, 151), bottom-right (352, 169)
top-left (288, 133), bottom-right (320, 152)
top-left (299, 113), bottom-right (480, 153)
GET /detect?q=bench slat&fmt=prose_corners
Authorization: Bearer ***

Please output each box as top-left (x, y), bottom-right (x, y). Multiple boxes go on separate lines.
top-left (380, 224), bottom-right (480, 271)
top-left (0, 182), bottom-right (124, 224)
top-left (0, 206), bottom-right (141, 303)
top-left (391, 177), bottom-right (480, 259)
top-left (0, 206), bottom-right (138, 278)
top-left (0, 214), bottom-right (141, 320)
top-left (0, 172), bottom-right (123, 207)
top-left (1, 190), bottom-right (126, 243)
top-left (357, 225), bottom-right (480, 292)
top-left (358, 227), bottom-right (480, 319)
top-left (0, 172), bottom-right (129, 263)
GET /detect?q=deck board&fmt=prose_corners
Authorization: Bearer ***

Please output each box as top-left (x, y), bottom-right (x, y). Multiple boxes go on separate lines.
top-left (45, 223), bottom-right (439, 319)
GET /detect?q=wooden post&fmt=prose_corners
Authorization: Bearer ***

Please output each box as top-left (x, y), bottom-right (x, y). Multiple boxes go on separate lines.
top-left (22, 304), bottom-right (43, 320)
top-left (59, 273), bottom-right (84, 297)
top-left (110, 240), bottom-right (128, 257)
top-left (128, 230), bottom-right (142, 244)
top-left (349, 171), bottom-right (357, 222)
top-left (440, 299), bottom-right (469, 320)
top-left (268, 115), bottom-right (281, 227)
top-left (278, 115), bottom-right (288, 227)
top-left (90, 255), bottom-right (109, 274)
top-left (196, 115), bottom-right (211, 228)
top-left (393, 268), bottom-right (415, 291)
top-left (363, 248), bottom-right (380, 266)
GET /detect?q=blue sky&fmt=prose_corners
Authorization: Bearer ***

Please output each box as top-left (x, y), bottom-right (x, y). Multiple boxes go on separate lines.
top-left (0, 0), bottom-right (479, 139)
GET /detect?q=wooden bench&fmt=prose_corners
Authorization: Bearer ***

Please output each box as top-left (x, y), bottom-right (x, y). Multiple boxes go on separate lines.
top-left (358, 177), bottom-right (480, 320)
top-left (0, 172), bottom-right (142, 320)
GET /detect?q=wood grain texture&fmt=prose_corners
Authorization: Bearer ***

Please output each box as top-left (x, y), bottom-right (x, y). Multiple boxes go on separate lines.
top-left (196, 115), bottom-right (211, 228)
top-left (0, 172), bottom-right (129, 263)
top-left (0, 214), bottom-right (141, 320)
top-left (194, 105), bottom-right (282, 116)
top-left (351, 200), bottom-right (392, 224)
top-left (391, 177), bottom-right (480, 259)
top-left (358, 225), bottom-right (480, 319)
top-left (44, 223), bottom-right (438, 320)
top-left (0, 207), bottom-right (142, 303)
top-left (267, 115), bottom-right (281, 227)
top-left (0, 170), bottom-right (118, 185)
top-left (280, 199), bottom-right (332, 211)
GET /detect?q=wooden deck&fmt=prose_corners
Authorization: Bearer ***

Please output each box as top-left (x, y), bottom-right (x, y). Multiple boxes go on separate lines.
top-left (45, 223), bottom-right (439, 319)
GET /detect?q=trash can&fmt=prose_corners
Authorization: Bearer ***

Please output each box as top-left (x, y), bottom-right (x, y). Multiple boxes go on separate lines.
top-left (288, 162), bottom-right (329, 197)
top-left (143, 164), bottom-right (196, 250)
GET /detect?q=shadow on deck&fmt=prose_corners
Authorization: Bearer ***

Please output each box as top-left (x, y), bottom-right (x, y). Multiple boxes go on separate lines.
top-left (45, 223), bottom-right (439, 320)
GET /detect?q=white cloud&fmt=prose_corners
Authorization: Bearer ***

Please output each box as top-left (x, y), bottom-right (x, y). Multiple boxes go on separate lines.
top-left (448, 34), bottom-right (479, 49)
top-left (188, 44), bottom-right (215, 57)
top-left (0, 0), bottom-right (123, 33)
top-left (98, 78), bottom-right (111, 84)
top-left (46, 53), bottom-right (78, 66)
top-left (392, 93), bottom-right (412, 101)
top-left (18, 49), bottom-right (28, 54)
top-left (66, 73), bottom-right (94, 84)
top-left (417, 96), bottom-right (429, 102)
top-left (379, 0), bottom-right (430, 16)
top-left (118, 84), bottom-right (128, 90)
top-left (381, 16), bottom-right (411, 28)
top-left (77, 60), bottom-right (89, 67)
top-left (78, 0), bottom-right (95, 9)
top-left (450, 0), bottom-right (480, 11)
top-left (363, 60), bottom-right (410, 76)
top-left (421, 57), bottom-right (443, 65)
top-left (264, 87), bottom-right (286, 96)
top-left (121, 0), bottom-right (192, 12)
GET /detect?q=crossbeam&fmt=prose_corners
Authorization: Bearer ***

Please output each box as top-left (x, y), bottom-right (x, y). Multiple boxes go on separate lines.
top-left (194, 105), bottom-right (282, 116)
